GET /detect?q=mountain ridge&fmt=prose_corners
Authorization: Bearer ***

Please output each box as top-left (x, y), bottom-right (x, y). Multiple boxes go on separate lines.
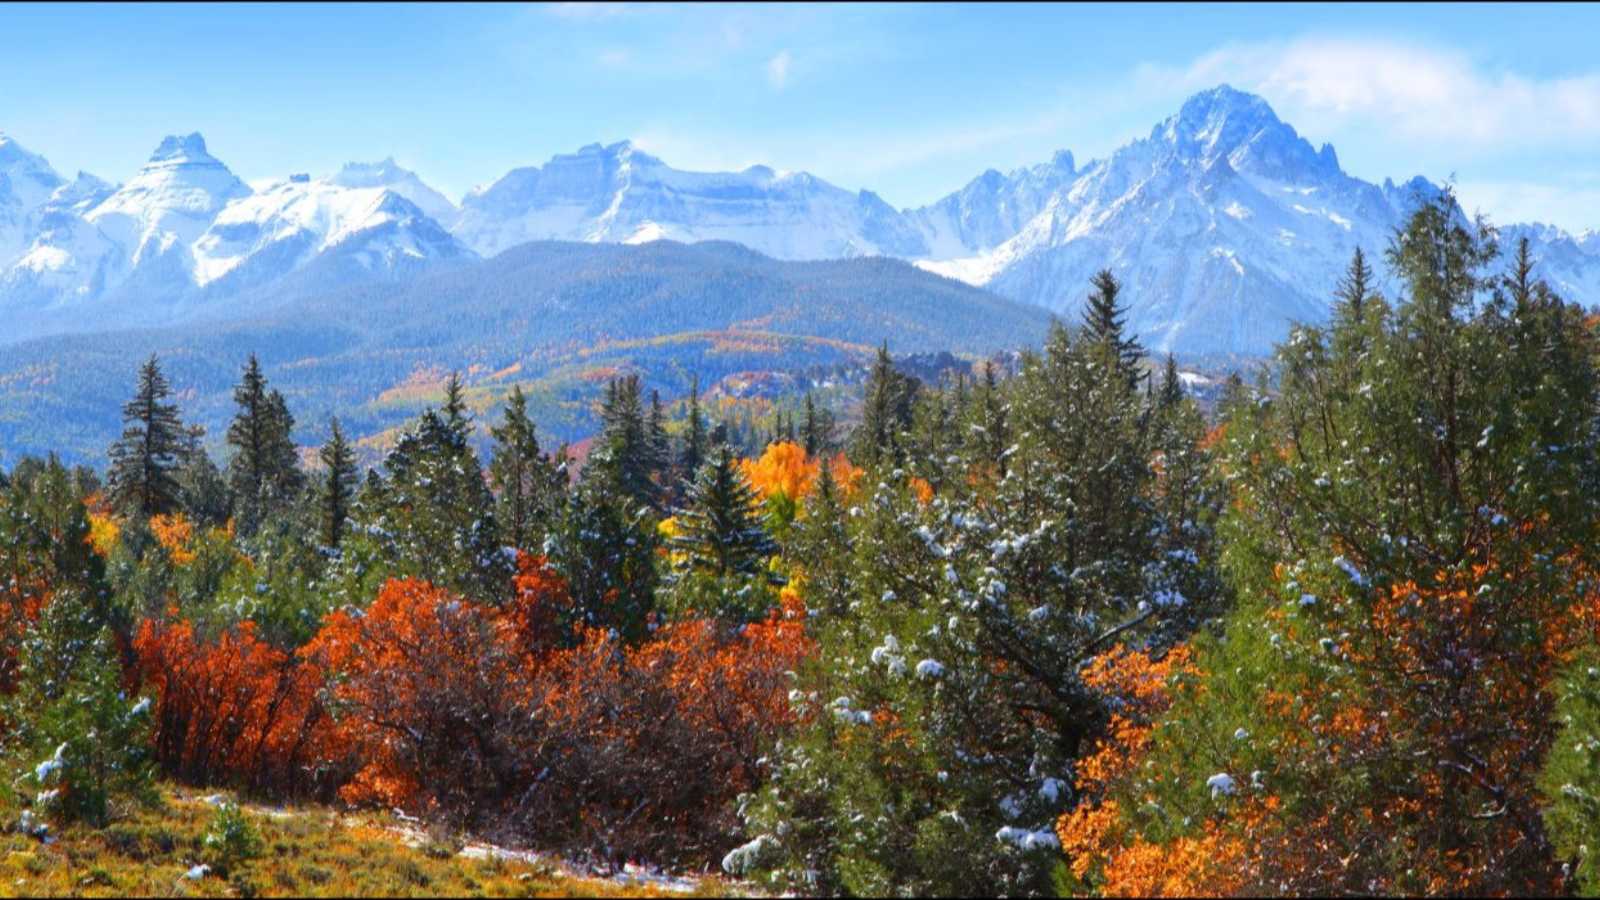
top-left (3, 85), bottom-right (1598, 355)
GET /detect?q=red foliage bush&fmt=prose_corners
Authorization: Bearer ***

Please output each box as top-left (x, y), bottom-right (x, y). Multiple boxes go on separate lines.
top-left (133, 614), bottom-right (339, 797)
top-left (129, 553), bottom-right (814, 865)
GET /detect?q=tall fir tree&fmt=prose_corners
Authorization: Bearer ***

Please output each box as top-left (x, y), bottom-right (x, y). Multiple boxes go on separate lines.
top-left (318, 417), bottom-right (357, 550)
top-left (488, 386), bottom-right (564, 552)
top-left (225, 356), bottom-right (304, 531)
top-left (106, 355), bottom-right (186, 518)
top-left (666, 443), bottom-right (780, 620)
top-left (681, 374), bottom-right (709, 491)
top-left (1081, 268), bottom-right (1143, 383)
top-left (851, 343), bottom-right (919, 469)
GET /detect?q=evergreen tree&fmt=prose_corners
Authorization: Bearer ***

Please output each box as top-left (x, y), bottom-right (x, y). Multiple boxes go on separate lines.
top-left (1157, 353), bottom-right (1184, 409)
top-left (488, 387), bottom-right (564, 551)
top-left (1082, 192), bottom-right (1599, 894)
top-left (318, 417), bottom-right (357, 550)
top-left (332, 408), bottom-right (510, 605)
top-left (1081, 268), bottom-right (1143, 383)
top-left (107, 355), bottom-right (186, 518)
top-left (225, 356), bottom-right (303, 531)
top-left (593, 374), bottom-right (658, 511)
top-left (851, 344), bottom-right (919, 468)
top-left (680, 375), bottom-right (708, 490)
top-left (801, 393), bottom-right (835, 456)
top-left (546, 466), bottom-right (657, 642)
top-left (176, 425), bottom-right (231, 528)
top-left (666, 444), bottom-right (780, 620)
top-left (442, 370), bottom-right (470, 437)
top-left (646, 388), bottom-right (672, 488)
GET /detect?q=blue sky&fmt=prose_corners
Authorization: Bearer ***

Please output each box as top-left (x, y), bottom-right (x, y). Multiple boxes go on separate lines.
top-left (4, 2), bottom-right (1599, 229)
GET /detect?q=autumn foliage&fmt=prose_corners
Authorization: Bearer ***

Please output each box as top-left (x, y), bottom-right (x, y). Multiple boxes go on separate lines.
top-left (128, 553), bottom-right (812, 864)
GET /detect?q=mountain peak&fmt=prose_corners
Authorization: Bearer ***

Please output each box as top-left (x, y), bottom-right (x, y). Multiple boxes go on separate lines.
top-left (1159, 84), bottom-right (1288, 157)
top-left (148, 132), bottom-right (216, 164)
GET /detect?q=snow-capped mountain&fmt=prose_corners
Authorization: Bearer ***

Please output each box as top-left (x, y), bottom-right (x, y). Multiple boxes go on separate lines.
top-left (0, 134), bottom-right (472, 334)
top-left (913, 86), bottom-right (1473, 355)
top-left (0, 133), bottom-right (69, 265)
top-left (192, 175), bottom-right (470, 293)
top-left (453, 140), bottom-right (928, 261)
top-left (906, 150), bottom-right (1079, 260)
top-left (330, 158), bottom-right (458, 226)
top-left (4, 86), bottom-right (1599, 355)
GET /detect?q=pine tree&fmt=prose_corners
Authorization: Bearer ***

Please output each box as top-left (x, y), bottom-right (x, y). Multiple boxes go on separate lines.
top-left (318, 417), bottom-right (357, 550)
top-left (107, 355), bottom-right (186, 518)
top-left (442, 370), bottom-right (470, 438)
top-left (851, 344), bottom-right (919, 468)
top-left (1333, 246), bottom-right (1374, 322)
top-left (1157, 353), bottom-right (1184, 409)
top-left (593, 375), bottom-right (658, 511)
top-left (681, 374), bottom-right (708, 489)
top-left (801, 393), bottom-right (835, 456)
top-left (672, 444), bottom-right (778, 579)
top-left (225, 356), bottom-right (304, 531)
top-left (547, 466), bottom-right (657, 642)
top-left (488, 387), bottom-right (564, 551)
top-left (1081, 268), bottom-right (1143, 382)
top-left (176, 425), bottom-right (231, 528)
top-left (647, 388), bottom-right (671, 488)
top-left (332, 407), bottom-right (510, 605)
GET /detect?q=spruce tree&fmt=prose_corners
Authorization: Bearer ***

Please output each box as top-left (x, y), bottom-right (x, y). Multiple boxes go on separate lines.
top-left (671, 444), bottom-right (777, 579)
top-left (176, 425), bottom-right (231, 528)
top-left (801, 393), bottom-right (834, 456)
top-left (647, 388), bottom-right (671, 488)
top-left (225, 356), bottom-right (303, 531)
top-left (1081, 268), bottom-right (1143, 383)
top-left (442, 370), bottom-right (470, 437)
top-left (851, 344), bottom-right (919, 468)
top-left (681, 375), bottom-right (708, 489)
top-left (488, 387), bottom-right (564, 551)
top-left (107, 354), bottom-right (186, 518)
top-left (318, 417), bottom-right (357, 550)
top-left (593, 375), bottom-right (657, 511)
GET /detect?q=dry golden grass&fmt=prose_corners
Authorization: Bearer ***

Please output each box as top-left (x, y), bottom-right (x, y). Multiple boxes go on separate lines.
top-left (0, 787), bottom-right (730, 898)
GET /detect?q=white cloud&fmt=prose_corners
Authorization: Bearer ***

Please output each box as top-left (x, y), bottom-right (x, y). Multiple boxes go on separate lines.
top-left (767, 50), bottom-right (793, 90)
top-left (1143, 36), bottom-right (1600, 147)
top-left (1456, 177), bottom-right (1600, 232)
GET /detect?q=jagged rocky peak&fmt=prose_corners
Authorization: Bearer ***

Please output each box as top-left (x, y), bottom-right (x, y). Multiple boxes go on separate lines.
top-left (147, 132), bottom-right (221, 165)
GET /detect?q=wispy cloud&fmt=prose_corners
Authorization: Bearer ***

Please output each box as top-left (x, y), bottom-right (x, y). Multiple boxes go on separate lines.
top-left (766, 50), bottom-right (793, 90)
top-left (1142, 36), bottom-right (1600, 147)
top-left (1456, 176), bottom-right (1600, 233)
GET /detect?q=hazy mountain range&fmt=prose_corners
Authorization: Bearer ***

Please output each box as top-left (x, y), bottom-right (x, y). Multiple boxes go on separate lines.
top-left (3, 85), bottom-right (1595, 358)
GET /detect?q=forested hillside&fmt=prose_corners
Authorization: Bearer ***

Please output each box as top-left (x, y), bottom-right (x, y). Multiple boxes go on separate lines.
top-left (0, 239), bottom-right (1049, 466)
top-left (5, 192), bottom-right (1600, 897)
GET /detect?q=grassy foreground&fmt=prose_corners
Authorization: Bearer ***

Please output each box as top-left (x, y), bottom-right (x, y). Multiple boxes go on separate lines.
top-left (0, 787), bottom-right (728, 898)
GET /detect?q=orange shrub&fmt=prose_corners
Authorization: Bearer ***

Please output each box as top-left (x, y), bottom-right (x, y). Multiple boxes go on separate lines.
top-left (133, 615), bottom-right (336, 797)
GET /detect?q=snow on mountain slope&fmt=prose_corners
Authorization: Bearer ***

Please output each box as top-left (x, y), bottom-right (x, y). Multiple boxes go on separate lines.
top-left (906, 150), bottom-right (1078, 259)
top-left (912, 86), bottom-right (1513, 356)
top-left (0, 134), bottom-right (471, 332)
top-left (192, 175), bottom-right (473, 291)
top-left (330, 158), bottom-right (458, 226)
top-left (86, 133), bottom-right (252, 274)
top-left (454, 140), bottom-right (928, 261)
top-left (0, 133), bottom-right (68, 266)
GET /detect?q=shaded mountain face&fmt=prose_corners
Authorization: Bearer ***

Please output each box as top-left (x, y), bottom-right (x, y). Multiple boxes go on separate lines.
top-left (0, 239), bottom-right (1051, 465)
top-left (454, 140), bottom-right (929, 261)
